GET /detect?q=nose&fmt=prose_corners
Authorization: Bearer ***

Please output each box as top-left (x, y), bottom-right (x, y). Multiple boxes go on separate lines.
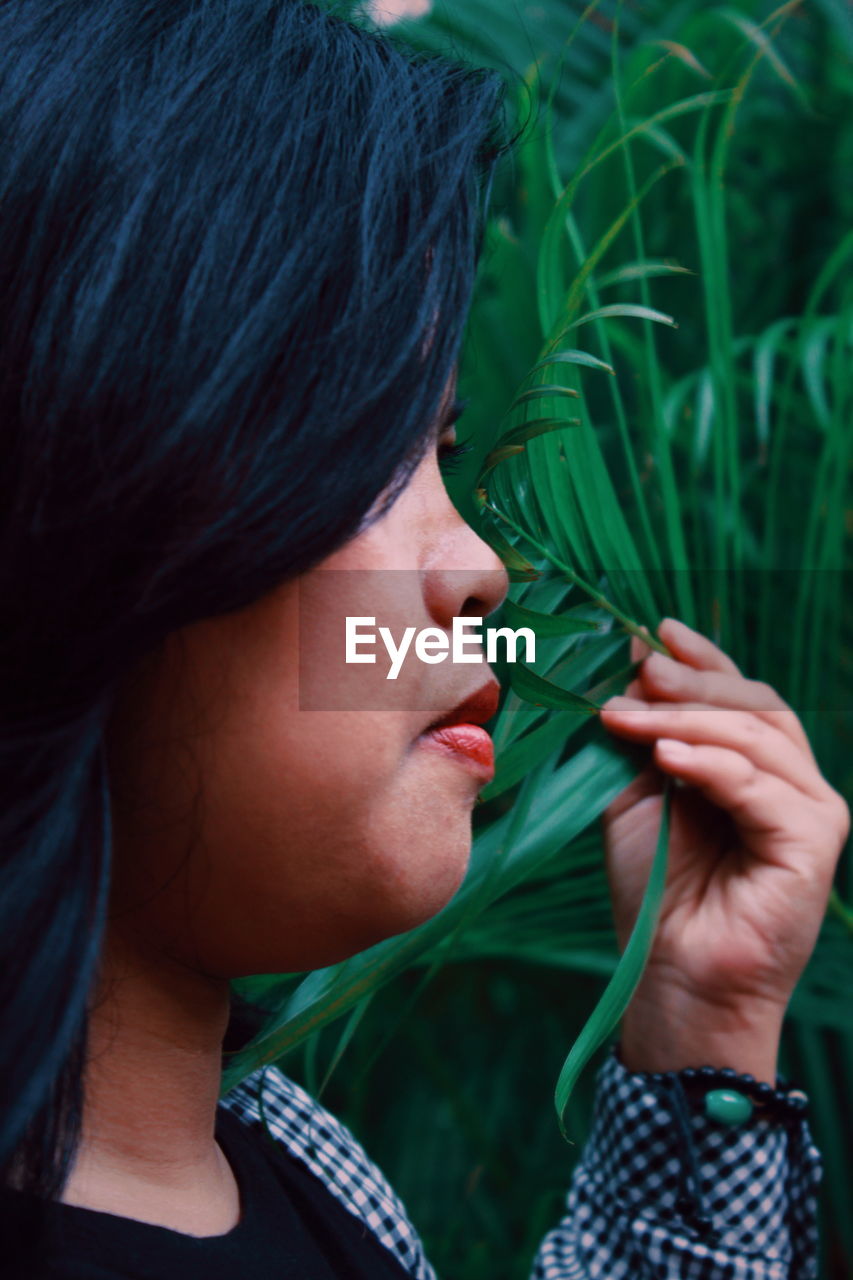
top-left (421, 513), bottom-right (509, 630)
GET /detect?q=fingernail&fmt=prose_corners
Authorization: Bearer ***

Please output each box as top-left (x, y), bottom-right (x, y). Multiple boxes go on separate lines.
top-left (602, 696), bottom-right (647, 718)
top-left (660, 616), bottom-right (692, 636)
top-left (630, 633), bottom-right (652, 662)
top-left (657, 738), bottom-right (692, 759)
top-left (647, 652), bottom-right (678, 687)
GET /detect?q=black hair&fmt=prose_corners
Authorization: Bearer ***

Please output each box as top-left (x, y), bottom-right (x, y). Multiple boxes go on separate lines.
top-left (0, 0), bottom-right (507, 1220)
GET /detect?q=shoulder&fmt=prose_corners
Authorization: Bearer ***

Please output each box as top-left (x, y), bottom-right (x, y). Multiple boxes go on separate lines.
top-left (220, 1065), bottom-right (437, 1280)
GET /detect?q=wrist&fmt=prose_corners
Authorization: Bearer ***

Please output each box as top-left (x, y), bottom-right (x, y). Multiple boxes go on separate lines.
top-left (620, 988), bottom-right (785, 1085)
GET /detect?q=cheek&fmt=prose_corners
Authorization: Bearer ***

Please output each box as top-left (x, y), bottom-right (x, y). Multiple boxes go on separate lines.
top-left (185, 713), bottom-right (478, 974)
top-left (109, 692), bottom-right (477, 977)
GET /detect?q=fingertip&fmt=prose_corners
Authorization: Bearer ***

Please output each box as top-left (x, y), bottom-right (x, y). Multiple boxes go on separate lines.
top-left (658, 616), bottom-right (695, 643)
top-left (657, 617), bottom-right (740, 675)
top-left (655, 737), bottom-right (694, 763)
top-left (630, 630), bottom-right (653, 663)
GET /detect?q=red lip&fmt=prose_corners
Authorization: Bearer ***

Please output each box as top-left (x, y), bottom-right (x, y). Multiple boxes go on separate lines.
top-left (425, 679), bottom-right (501, 732)
top-left (423, 724), bottom-right (495, 778)
top-left (417, 678), bottom-right (500, 782)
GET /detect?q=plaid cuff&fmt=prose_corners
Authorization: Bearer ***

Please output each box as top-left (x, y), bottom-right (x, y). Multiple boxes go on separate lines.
top-left (531, 1042), bottom-right (823, 1280)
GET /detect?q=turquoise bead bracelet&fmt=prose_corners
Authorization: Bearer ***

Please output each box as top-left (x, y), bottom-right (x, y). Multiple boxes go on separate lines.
top-left (703, 1087), bottom-right (753, 1125)
top-left (646, 1062), bottom-right (810, 1128)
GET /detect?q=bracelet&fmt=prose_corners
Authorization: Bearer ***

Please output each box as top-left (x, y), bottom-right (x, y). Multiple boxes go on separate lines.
top-left (645, 1063), bottom-right (810, 1128)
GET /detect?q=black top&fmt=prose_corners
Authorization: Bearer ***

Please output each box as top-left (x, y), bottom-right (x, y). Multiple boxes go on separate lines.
top-left (0, 1104), bottom-right (413, 1279)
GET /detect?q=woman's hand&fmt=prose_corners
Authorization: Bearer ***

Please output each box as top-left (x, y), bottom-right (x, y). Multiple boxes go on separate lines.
top-left (599, 617), bottom-right (850, 1083)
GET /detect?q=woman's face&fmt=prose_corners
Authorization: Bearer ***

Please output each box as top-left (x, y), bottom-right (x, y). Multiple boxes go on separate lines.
top-left (105, 386), bottom-right (508, 976)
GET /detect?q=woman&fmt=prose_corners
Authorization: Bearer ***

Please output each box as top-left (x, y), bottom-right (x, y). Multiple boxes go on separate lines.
top-left (0, 1), bottom-right (848, 1276)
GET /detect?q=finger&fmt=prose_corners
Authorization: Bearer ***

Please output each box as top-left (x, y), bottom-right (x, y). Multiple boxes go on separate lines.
top-left (656, 617), bottom-right (741, 676)
top-left (600, 699), bottom-right (830, 803)
top-left (630, 630), bottom-right (653, 664)
top-left (650, 742), bottom-right (804, 849)
top-left (638, 652), bottom-right (815, 758)
top-left (652, 739), bottom-right (848, 875)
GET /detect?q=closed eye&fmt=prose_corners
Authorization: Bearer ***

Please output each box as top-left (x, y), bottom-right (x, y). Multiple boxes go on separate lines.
top-left (438, 435), bottom-right (474, 474)
top-left (437, 396), bottom-right (473, 474)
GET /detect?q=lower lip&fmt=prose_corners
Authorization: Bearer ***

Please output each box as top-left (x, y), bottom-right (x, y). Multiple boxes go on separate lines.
top-left (417, 724), bottom-right (495, 782)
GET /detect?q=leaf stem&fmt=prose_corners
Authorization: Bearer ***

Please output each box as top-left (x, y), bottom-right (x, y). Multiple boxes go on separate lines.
top-left (484, 501), bottom-right (670, 655)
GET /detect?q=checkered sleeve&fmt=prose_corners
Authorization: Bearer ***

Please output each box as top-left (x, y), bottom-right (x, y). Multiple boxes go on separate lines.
top-left (531, 1043), bottom-right (824, 1280)
top-left (220, 1064), bottom-right (438, 1280)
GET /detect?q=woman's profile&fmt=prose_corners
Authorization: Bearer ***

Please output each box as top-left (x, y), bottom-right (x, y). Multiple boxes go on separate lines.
top-left (0, 2), bottom-right (848, 1277)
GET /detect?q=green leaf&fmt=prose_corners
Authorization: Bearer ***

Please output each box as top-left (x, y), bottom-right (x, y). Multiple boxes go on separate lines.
top-left (560, 302), bottom-right (677, 332)
top-left (754, 316), bottom-right (796, 452)
top-left (509, 661), bottom-right (601, 714)
top-left (596, 259), bottom-right (693, 289)
top-left (502, 598), bottom-right (601, 637)
top-left (800, 317), bottom-right (835, 431)
top-left (480, 708), bottom-right (583, 801)
top-left (513, 385), bottom-right (581, 407)
top-left (484, 660), bottom-right (638, 800)
top-left (648, 39), bottom-right (712, 81)
top-left (716, 8), bottom-right (807, 105)
top-left (498, 417), bottom-right (582, 449)
top-left (554, 780), bottom-right (673, 1138)
top-left (477, 443), bottom-right (526, 486)
top-left (479, 527), bottom-right (540, 581)
top-left (528, 348), bottom-right (615, 377)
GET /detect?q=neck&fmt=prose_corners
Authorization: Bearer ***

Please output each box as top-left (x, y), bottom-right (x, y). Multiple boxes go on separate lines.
top-left (60, 925), bottom-right (240, 1235)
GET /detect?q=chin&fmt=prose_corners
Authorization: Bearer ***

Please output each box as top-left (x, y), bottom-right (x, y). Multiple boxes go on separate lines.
top-left (374, 835), bottom-right (472, 939)
top-left (224, 821), bottom-right (474, 975)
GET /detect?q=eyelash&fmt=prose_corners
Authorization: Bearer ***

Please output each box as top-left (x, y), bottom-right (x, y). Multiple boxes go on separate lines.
top-left (437, 396), bottom-right (473, 474)
top-left (438, 435), bottom-right (474, 474)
